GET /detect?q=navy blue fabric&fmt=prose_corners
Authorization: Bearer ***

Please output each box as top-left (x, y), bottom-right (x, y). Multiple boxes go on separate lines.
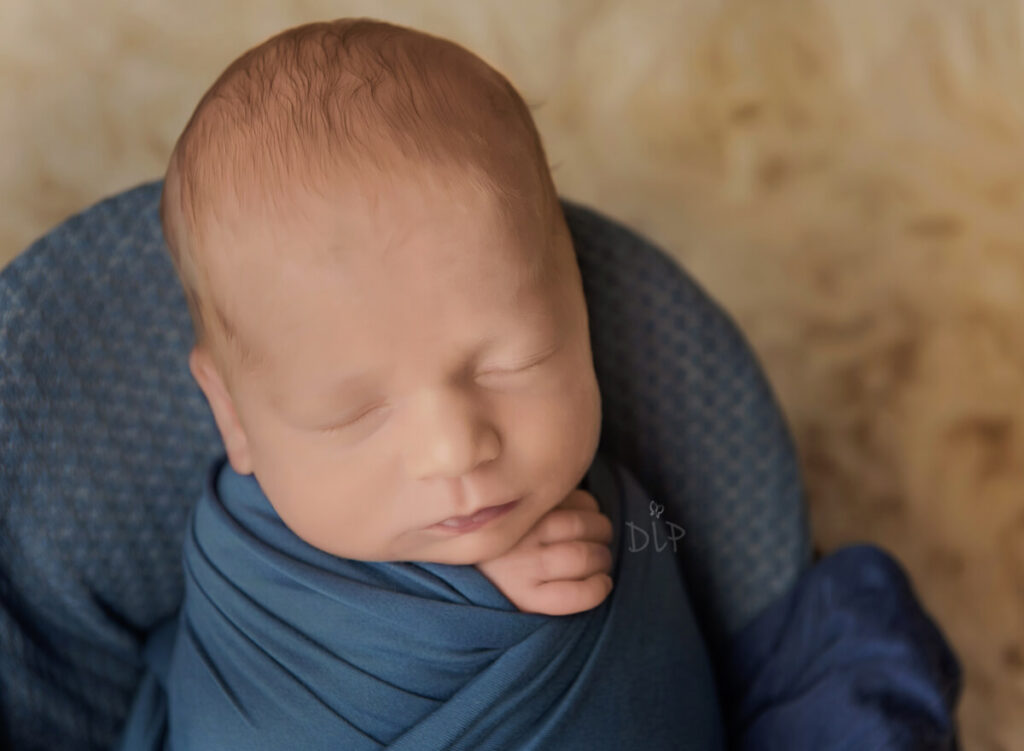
top-left (116, 449), bottom-right (725, 751)
top-left (721, 545), bottom-right (962, 750)
top-left (0, 181), bottom-right (812, 750)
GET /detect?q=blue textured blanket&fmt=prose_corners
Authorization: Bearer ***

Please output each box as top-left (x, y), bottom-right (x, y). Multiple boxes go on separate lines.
top-left (117, 450), bottom-right (726, 750)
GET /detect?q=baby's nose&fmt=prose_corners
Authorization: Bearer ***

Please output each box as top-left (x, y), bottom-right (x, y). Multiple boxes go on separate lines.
top-left (404, 387), bottom-right (500, 481)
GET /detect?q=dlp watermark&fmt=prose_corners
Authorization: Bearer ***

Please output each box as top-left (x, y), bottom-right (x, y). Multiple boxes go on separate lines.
top-left (625, 501), bottom-right (686, 553)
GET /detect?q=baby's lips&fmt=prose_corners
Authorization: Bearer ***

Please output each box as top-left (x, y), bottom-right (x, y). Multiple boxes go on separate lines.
top-left (428, 497), bottom-right (521, 532)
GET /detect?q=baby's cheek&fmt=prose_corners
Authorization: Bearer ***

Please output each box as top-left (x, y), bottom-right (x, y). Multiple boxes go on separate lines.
top-left (551, 368), bottom-right (602, 481)
top-left (521, 385), bottom-right (597, 484)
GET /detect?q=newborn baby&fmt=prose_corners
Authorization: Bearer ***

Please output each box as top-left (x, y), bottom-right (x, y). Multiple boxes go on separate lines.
top-left (169, 21), bottom-right (612, 618)
top-left (117, 17), bottom-right (724, 750)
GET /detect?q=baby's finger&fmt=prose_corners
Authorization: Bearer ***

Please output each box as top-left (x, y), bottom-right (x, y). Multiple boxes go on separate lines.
top-left (519, 574), bottom-right (614, 616)
top-left (534, 507), bottom-right (613, 546)
top-left (537, 540), bottom-right (613, 582)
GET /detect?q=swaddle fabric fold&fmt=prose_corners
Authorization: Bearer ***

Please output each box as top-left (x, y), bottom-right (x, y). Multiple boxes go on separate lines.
top-left (117, 450), bottom-right (724, 750)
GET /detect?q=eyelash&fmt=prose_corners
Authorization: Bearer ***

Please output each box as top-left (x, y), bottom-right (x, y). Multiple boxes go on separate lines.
top-left (480, 345), bottom-right (558, 377)
top-left (323, 404), bottom-right (385, 433)
top-left (477, 360), bottom-right (542, 378)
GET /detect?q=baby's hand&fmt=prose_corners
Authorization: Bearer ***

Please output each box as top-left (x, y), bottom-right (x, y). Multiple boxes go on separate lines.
top-left (476, 489), bottom-right (615, 615)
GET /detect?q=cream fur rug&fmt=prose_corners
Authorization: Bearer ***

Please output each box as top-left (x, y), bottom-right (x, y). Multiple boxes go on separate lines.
top-left (2, 2), bottom-right (1021, 748)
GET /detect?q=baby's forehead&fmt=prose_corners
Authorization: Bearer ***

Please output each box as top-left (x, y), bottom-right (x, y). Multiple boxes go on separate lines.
top-left (266, 166), bottom-right (544, 257)
top-left (214, 191), bottom-right (552, 314)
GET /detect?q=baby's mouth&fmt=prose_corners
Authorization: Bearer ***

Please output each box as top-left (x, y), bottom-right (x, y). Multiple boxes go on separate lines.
top-left (430, 498), bottom-right (520, 533)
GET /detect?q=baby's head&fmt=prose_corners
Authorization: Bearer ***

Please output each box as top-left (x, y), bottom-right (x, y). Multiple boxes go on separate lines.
top-left (162, 18), bottom-right (602, 565)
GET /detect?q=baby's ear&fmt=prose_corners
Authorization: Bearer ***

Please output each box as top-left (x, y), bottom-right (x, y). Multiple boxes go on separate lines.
top-left (188, 346), bottom-right (255, 475)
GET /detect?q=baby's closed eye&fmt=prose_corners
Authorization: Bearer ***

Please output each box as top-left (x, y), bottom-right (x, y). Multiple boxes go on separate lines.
top-left (315, 344), bottom-right (560, 434)
top-left (477, 342), bottom-right (560, 378)
top-left (320, 402), bottom-right (390, 433)
top-left (477, 359), bottom-right (545, 377)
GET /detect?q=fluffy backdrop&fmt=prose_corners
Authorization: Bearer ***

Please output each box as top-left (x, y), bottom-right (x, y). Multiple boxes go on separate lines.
top-left (2, 2), bottom-right (1021, 749)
